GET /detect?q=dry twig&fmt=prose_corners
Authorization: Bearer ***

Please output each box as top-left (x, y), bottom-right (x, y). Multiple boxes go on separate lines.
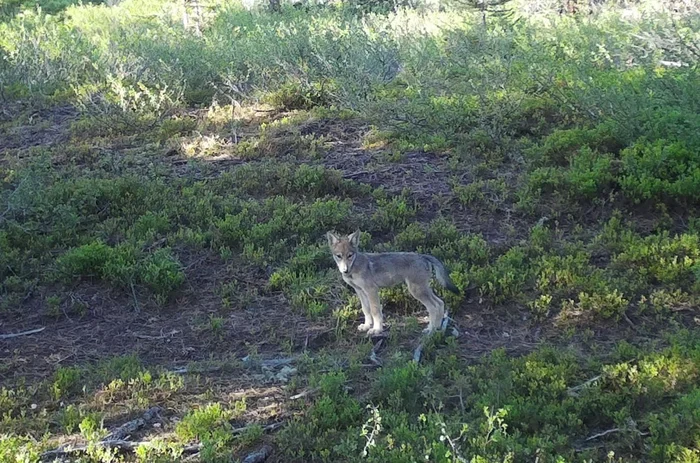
top-left (40, 422), bottom-right (285, 460)
top-left (0, 327), bottom-right (45, 340)
top-left (242, 445), bottom-right (273, 463)
top-left (105, 407), bottom-right (162, 441)
top-left (567, 375), bottom-right (602, 397)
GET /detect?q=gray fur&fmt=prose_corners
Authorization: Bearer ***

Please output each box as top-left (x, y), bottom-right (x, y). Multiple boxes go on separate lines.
top-left (327, 230), bottom-right (460, 335)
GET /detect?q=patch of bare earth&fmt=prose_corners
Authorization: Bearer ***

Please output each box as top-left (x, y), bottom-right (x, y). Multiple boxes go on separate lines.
top-left (0, 104), bottom-right (77, 152)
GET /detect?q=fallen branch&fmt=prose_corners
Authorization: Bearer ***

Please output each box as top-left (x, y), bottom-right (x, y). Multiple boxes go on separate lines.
top-left (170, 364), bottom-right (223, 375)
top-left (41, 406), bottom-right (163, 460)
top-left (129, 279), bottom-right (141, 313)
top-left (105, 406), bottom-right (162, 441)
top-left (232, 421), bottom-right (285, 436)
top-left (242, 356), bottom-right (296, 369)
top-left (289, 388), bottom-right (318, 400)
top-left (0, 327), bottom-right (45, 340)
top-left (584, 419), bottom-right (649, 443)
top-left (342, 170), bottom-right (371, 179)
top-left (567, 375), bottom-right (602, 397)
top-left (41, 440), bottom-right (202, 460)
top-left (368, 338), bottom-right (385, 367)
top-left (129, 330), bottom-right (180, 340)
top-left (171, 356), bottom-right (295, 376)
top-left (242, 445), bottom-right (273, 463)
top-left (40, 422), bottom-right (285, 461)
top-left (585, 428), bottom-right (620, 441)
top-left (622, 312), bottom-right (641, 333)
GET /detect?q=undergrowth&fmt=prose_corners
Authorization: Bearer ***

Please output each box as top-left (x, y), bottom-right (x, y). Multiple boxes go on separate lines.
top-left (1, 0), bottom-right (699, 461)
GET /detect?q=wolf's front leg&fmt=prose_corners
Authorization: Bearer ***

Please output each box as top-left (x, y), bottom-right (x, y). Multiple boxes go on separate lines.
top-left (366, 287), bottom-right (384, 335)
top-left (355, 288), bottom-right (373, 332)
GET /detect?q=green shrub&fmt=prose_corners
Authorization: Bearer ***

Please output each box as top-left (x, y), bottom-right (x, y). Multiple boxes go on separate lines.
top-left (564, 146), bottom-right (615, 198)
top-left (472, 247), bottom-right (532, 303)
top-left (648, 388), bottom-right (700, 462)
top-left (131, 212), bottom-right (171, 241)
top-left (613, 232), bottom-right (700, 288)
top-left (372, 191), bottom-right (418, 231)
top-left (620, 139), bottom-right (700, 203)
top-left (574, 289), bottom-right (629, 320)
top-left (529, 120), bottom-right (622, 167)
top-left (372, 362), bottom-right (427, 414)
top-left (51, 366), bottom-right (82, 400)
top-left (56, 241), bottom-right (111, 282)
top-left (101, 243), bottom-right (140, 288)
top-left (265, 81), bottom-right (335, 111)
top-left (279, 372), bottom-right (363, 461)
top-left (57, 405), bottom-right (103, 434)
top-left (56, 241), bottom-right (184, 301)
top-left (176, 403), bottom-right (233, 442)
top-left (93, 354), bottom-right (145, 384)
top-left (0, 435), bottom-right (40, 463)
top-left (140, 248), bottom-right (185, 303)
top-left (157, 116), bottom-right (197, 142)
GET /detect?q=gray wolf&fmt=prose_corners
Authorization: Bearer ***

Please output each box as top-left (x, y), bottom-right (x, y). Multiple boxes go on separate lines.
top-left (327, 230), bottom-right (460, 335)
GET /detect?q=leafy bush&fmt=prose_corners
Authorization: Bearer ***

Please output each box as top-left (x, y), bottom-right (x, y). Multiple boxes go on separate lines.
top-left (620, 139), bottom-right (700, 203)
top-left (265, 81), bottom-right (335, 110)
top-left (372, 361), bottom-right (427, 413)
top-left (176, 403), bottom-right (234, 442)
top-left (51, 366), bottom-right (82, 400)
top-left (613, 232), bottom-right (700, 288)
top-left (56, 241), bottom-right (185, 302)
top-left (56, 241), bottom-right (112, 281)
top-left (140, 248), bottom-right (186, 302)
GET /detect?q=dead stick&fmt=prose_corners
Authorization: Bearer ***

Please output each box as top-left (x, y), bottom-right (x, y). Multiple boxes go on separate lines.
top-left (567, 375), bottom-right (602, 396)
top-left (129, 330), bottom-right (180, 340)
top-left (242, 356), bottom-right (296, 368)
top-left (369, 338), bottom-right (384, 367)
top-left (585, 428), bottom-right (620, 441)
top-left (0, 327), bottom-right (45, 340)
top-left (41, 440), bottom-right (201, 460)
top-left (105, 406), bottom-right (162, 441)
top-left (289, 388), bottom-right (318, 400)
top-left (232, 421), bottom-right (285, 435)
top-left (40, 422), bottom-right (284, 460)
top-left (242, 445), bottom-right (273, 463)
top-left (170, 365), bottom-right (222, 375)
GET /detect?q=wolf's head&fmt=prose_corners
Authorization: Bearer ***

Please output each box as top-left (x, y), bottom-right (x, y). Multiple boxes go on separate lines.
top-left (326, 230), bottom-right (360, 275)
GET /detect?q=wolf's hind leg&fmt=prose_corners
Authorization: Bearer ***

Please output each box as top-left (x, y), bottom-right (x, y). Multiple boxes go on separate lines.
top-left (407, 282), bottom-right (445, 334)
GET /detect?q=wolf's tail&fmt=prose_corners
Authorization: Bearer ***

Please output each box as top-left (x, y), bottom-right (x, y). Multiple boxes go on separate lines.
top-left (424, 255), bottom-right (460, 295)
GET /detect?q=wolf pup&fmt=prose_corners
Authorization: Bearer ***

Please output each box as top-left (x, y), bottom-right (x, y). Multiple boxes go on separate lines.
top-left (327, 230), bottom-right (460, 335)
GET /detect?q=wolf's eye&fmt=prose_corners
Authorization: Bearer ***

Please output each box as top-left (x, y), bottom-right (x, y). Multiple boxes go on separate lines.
top-left (336, 254), bottom-right (342, 259)
top-left (347, 253), bottom-right (354, 258)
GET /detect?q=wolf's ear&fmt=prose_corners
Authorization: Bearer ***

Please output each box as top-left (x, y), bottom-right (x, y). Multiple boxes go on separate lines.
top-left (327, 231), bottom-right (340, 246)
top-left (348, 229), bottom-right (361, 247)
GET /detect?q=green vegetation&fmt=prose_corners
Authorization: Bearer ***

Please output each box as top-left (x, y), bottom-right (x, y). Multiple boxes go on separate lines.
top-left (1, 0), bottom-right (699, 461)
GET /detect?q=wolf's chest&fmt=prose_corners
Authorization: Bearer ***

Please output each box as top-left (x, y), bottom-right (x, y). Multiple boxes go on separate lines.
top-left (342, 272), bottom-right (365, 288)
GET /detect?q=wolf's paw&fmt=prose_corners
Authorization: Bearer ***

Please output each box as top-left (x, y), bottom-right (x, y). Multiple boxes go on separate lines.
top-left (368, 327), bottom-right (384, 336)
top-left (357, 323), bottom-right (372, 332)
